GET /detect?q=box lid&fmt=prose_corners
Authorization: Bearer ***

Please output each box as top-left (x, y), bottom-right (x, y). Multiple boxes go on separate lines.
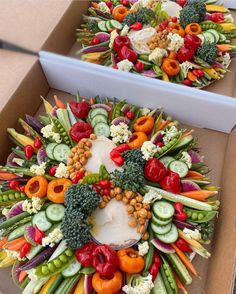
top-left (0, 0), bottom-right (83, 53)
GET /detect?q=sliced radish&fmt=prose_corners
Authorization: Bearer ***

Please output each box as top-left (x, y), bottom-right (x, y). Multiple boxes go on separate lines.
top-left (112, 117), bottom-right (130, 126)
top-left (188, 150), bottom-right (203, 164)
top-left (181, 180), bottom-right (200, 192)
top-left (91, 103), bottom-right (111, 112)
top-left (151, 238), bottom-right (175, 254)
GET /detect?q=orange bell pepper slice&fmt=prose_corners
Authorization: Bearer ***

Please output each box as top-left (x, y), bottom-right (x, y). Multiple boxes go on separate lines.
top-left (47, 178), bottom-right (72, 203)
top-left (25, 176), bottom-right (48, 198)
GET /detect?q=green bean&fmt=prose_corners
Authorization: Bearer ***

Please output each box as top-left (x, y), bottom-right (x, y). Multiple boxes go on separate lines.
top-left (52, 118), bottom-right (72, 147)
top-left (160, 265), bottom-right (176, 294)
top-left (3, 216), bottom-right (32, 237)
top-left (183, 207), bottom-right (218, 223)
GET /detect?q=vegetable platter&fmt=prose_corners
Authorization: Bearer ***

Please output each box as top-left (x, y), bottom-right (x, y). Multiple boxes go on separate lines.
top-left (0, 92), bottom-right (220, 294)
top-left (76, 0), bottom-right (236, 88)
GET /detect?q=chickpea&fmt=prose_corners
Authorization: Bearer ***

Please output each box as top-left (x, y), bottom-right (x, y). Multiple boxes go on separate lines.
top-left (147, 211), bottom-right (152, 219)
top-left (114, 187), bottom-right (122, 195)
top-left (78, 148), bottom-right (84, 154)
top-left (90, 133), bottom-right (97, 140)
top-left (79, 167), bottom-right (85, 173)
top-left (142, 232), bottom-right (149, 241)
top-left (138, 225), bottom-right (146, 235)
top-left (67, 158), bottom-right (74, 165)
top-left (116, 194), bottom-right (123, 201)
top-left (128, 218), bottom-right (137, 228)
top-left (130, 199), bottom-right (136, 206)
top-left (110, 182), bottom-right (115, 188)
top-left (122, 197), bottom-right (129, 204)
top-left (70, 172), bottom-right (76, 179)
top-left (125, 190), bottom-right (133, 199)
top-left (73, 154), bottom-right (79, 162)
top-left (99, 201), bottom-right (106, 209)
top-left (68, 152), bottom-right (74, 158)
top-left (136, 195), bottom-right (143, 203)
top-left (133, 211), bottom-right (138, 219)
top-left (143, 204), bottom-right (150, 210)
top-left (67, 166), bottom-right (74, 173)
top-left (80, 157), bottom-right (87, 165)
top-left (149, 43), bottom-right (156, 50)
top-left (138, 209), bottom-right (148, 219)
top-left (138, 218), bottom-right (146, 225)
top-left (135, 203), bottom-right (142, 211)
top-left (84, 151), bottom-right (92, 159)
top-left (72, 147), bottom-right (77, 153)
top-left (110, 189), bottom-right (115, 197)
top-left (86, 140), bottom-right (92, 147)
top-left (127, 205), bottom-right (134, 214)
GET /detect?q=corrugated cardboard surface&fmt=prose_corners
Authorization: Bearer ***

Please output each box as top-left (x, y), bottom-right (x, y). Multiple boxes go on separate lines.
top-left (0, 0), bottom-right (83, 54)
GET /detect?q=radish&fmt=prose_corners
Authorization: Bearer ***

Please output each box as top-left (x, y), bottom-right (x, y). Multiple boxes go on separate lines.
top-left (181, 180), bottom-right (200, 192)
top-left (112, 117), bottom-right (130, 126)
top-left (37, 147), bottom-right (48, 165)
top-left (151, 238), bottom-right (175, 254)
top-left (95, 32), bottom-right (110, 43)
top-left (142, 70), bottom-right (158, 78)
top-left (6, 201), bottom-right (24, 219)
top-left (188, 150), bottom-right (203, 164)
top-left (91, 103), bottom-right (111, 112)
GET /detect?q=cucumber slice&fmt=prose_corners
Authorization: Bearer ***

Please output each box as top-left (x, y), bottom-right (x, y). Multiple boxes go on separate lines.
top-left (62, 258), bottom-right (81, 277)
top-left (171, 135), bottom-right (194, 152)
top-left (153, 201), bottom-right (175, 220)
top-left (53, 143), bottom-right (71, 163)
top-left (151, 222), bottom-right (172, 235)
top-left (46, 204), bottom-right (65, 223)
top-left (197, 34), bottom-right (205, 44)
top-left (156, 225), bottom-right (178, 244)
top-left (202, 31), bottom-right (216, 43)
top-left (152, 214), bottom-right (172, 226)
top-left (91, 114), bottom-right (108, 128)
top-left (110, 20), bottom-right (123, 30)
top-left (207, 29), bottom-right (220, 43)
top-left (159, 156), bottom-right (175, 168)
top-left (219, 33), bottom-right (226, 42)
top-left (90, 108), bottom-right (108, 119)
top-left (32, 211), bottom-right (52, 232)
top-left (106, 20), bottom-right (113, 31)
top-left (8, 222), bottom-right (31, 241)
top-left (94, 122), bottom-right (110, 137)
top-left (97, 21), bottom-right (108, 32)
top-left (46, 143), bottom-right (57, 160)
top-left (169, 160), bottom-right (188, 178)
top-left (153, 273), bottom-right (168, 294)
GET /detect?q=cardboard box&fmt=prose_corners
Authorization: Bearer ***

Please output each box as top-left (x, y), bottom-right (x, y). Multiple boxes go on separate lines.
top-left (0, 49), bottom-right (236, 293)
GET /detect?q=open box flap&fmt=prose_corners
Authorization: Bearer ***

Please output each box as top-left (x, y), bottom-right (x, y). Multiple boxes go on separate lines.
top-left (39, 51), bottom-right (236, 133)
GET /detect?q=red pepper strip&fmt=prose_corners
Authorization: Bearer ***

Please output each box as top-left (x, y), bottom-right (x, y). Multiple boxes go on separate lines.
top-left (24, 145), bottom-right (34, 160)
top-left (92, 244), bottom-right (118, 279)
top-left (149, 252), bottom-right (161, 282)
top-left (33, 137), bottom-right (42, 149)
top-left (110, 150), bottom-right (124, 166)
top-left (113, 143), bottom-right (130, 153)
top-left (175, 237), bottom-right (192, 253)
top-left (69, 122), bottom-right (93, 143)
top-left (144, 158), bottom-right (167, 183)
top-left (130, 22), bottom-right (143, 30)
top-left (174, 202), bottom-right (187, 221)
top-left (34, 225), bottom-right (45, 244)
top-left (113, 36), bottom-right (131, 53)
top-left (160, 171), bottom-right (181, 194)
top-left (19, 242), bottom-right (31, 258)
top-left (76, 242), bottom-right (97, 267)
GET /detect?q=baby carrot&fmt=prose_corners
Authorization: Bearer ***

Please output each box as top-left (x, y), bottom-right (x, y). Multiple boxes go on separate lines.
top-left (0, 237), bottom-right (7, 249)
top-left (174, 272), bottom-right (188, 294)
top-left (18, 271), bottom-right (28, 283)
top-left (54, 95), bottom-right (66, 109)
top-left (4, 236), bottom-right (27, 251)
top-left (180, 190), bottom-right (218, 201)
top-left (181, 129), bottom-right (194, 139)
top-left (186, 170), bottom-right (204, 180)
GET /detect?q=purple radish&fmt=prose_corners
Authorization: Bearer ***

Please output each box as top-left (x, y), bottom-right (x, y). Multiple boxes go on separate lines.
top-left (51, 106), bottom-right (58, 117)
top-left (142, 70), bottom-right (158, 78)
top-left (19, 246), bottom-right (57, 271)
top-left (121, 104), bottom-right (131, 115)
top-left (6, 201), bottom-right (24, 219)
top-left (181, 180), bottom-right (200, 192)
top-left (112, 116), bottom-right (130, 126)
top-left (151, 132), bottom-right (163, 145)
top-left (6, 152), bottom-right (19, 166)
top-left (91, 103), bottom-right (111, 112)
top-left (84, 275), bottom-right (93, 294)
top-left (25, 115), bottom-right (43, 132)
top-left (82, 46), bottom-right (110, 54)
top-left (151, 238), bottom-right (175, 254)
top-left (24, 225), bottom-right (37, 246)
top-left (12, 261), bottom-right (27, 287)
top-left (95, 32), bottom-right (110, 42)
top-left (37, 147), bottom-right (48, 165)
top-left (188, 150), bottom-right (203, 164)
top-left (173, 219), bottom-right (196, 230)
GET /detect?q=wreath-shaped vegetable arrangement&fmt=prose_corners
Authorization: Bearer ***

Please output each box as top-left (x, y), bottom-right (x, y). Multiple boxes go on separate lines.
top-left (77, 0), bottom-right (236, 88)
top-left (0, 93), bottom-right (219, 293)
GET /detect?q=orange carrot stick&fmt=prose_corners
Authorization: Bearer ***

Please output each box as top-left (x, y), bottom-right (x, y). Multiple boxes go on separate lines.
top-left (18, 271), bottom-right (28, 283)
top-left (0, 172), bottom-right (18, 181)
top-left (171, 244), bottom-right (198, 276)
top-left (180, 190), bottom-right (218, 201)
top-left (0, 237), bottom-right (7, 249)
top-left (217, 44), bottom-right (231, 53)
top-left (156, 119), bottom-right (171, 132)
top-left (54, 95), bottom-right (66, 109)
top-left (187, 71), bottom-right (197, 82)
top-left (181, 129), bottom-right (194, 139)
top-left (174, 272), bottom-right (188, 294)
top-left (4, 236), bottom-right (27, 251)
top-left (186, 170), bottom-right (204, 180)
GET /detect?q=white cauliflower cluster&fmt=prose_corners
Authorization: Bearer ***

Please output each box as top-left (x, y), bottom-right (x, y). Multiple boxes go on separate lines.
top-left (179, 151), bottom-right (192, 168)
top-left (55, 163), bottom-right (69, 178)
top-left (123, 274), bottom-right (154, 294)
top-left (180, 61), bottom-right (194, 78)
top-left (5, 249), bottom-right (25, 261)
top-left (22, 197), bottom-right (44, 214)
top-left (138, 241), bottom-right (149, 256)
top-left (42, 227), bottom-right (63, 247)
top-left (162, 126), bottom-right (178, 145)
top-left (141, 141), bottom-right (160, 160)
top-left (30, 162), bottom-right (47, 176)
top-left (117, 59), bottom-right (134, 72)
top-left (143, 189), bottom-right (162, 204)
top-left (41, 124), bottom-right (61, 143)
top-left (183, 228), bottom-right (202, 241)
top-left (109, 30), bottom-right (119, 49)
top-left (167, 33), bottom-right (184, 52)
top-left (110, 123), bottom-right (132, 144)
top-left (149, 48), bottom-right (168, 66)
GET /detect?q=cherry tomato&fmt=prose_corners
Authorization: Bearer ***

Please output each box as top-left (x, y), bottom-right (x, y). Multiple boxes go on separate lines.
top-left (49, 166), bottom-right (58, 176)
top-left (98, 179), bottom-right (111, 189)
top-left (135, 61), bottom-right (144, 72)
top-left (33, 137), bottom-right (42, 149)
top-left (9, 180), bottom-right (20, 190)
top-left (182, 79), bottom-right (192, 86)
top-left (103, 188), bottom-right (111, 196)
top-left (91, 37), bottom-right (100, 45)
top-left (172, 16), bottom-right (178, 23)
top-left (126, 111), bottom-right (135, 119)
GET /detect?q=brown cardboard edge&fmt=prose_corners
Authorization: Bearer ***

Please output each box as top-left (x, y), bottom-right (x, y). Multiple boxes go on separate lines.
top-left (0, 60), bottom-right (49, 163)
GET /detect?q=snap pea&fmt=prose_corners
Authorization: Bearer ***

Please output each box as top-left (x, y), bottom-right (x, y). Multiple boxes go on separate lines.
top-left (200, 21), bottom-right (222, 32)
top-left (20, 277), bottom-right (31, 289)
top-left (36, 249), bottom-right (74, 278)
top-left (0, 211), bottom-right (30, 230)
top-left (194, 57), bottom-right (211, 69)
top-left (112, 100), bottom-right (126, 120)
top-left (46, 274), bottom-right (64, 294)
top-left (0, 190), bottom-right (26, 205)
top-left (155, 132), bottom-right (182, 159)
top-left (143, 224), bottom-right (155, 275)
top-left (54, 274), bottom-right (81, 294)
top-left (99, 165), bottom-right (110, 180)
top-left (82, 173), bottom-right (101, 184)
top-left (52, 118), bottom-right (72, 147)
top-left (183, 207), bottom-right (218, 223)
top-left (160, 257), bottom-right (178, 294)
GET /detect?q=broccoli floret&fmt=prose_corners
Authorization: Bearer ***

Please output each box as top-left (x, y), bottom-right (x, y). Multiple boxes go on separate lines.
top-left (123, 149), bottom-right (146, 168)
top-left (123, 12), bottom-right (137, 26)
top-left (111, 162), bottom-right (145, 192)
top-left (87, 19), bottom-right (99, 33)
top-left (196, 43), bottom-right (218, 65)
top-left (185, 0), bottom-right (206, 20)
top-left (136, 8), bottom-right (155, 24)
top-left (179, 6), bottom-right (202, 28)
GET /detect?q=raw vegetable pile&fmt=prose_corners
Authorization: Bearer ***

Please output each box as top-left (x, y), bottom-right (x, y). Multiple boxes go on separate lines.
top-left (0, 92), bottom-right (220, 294)
top-left (77, 0), bottom-right (236, 88)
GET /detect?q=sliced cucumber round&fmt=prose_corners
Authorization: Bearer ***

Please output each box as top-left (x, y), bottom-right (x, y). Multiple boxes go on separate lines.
top-left (202, 31), bottom-right (215, 43)
top-left (156, 224), bottom-right (178, 244)
top-left (153, 201), bottom-right (175, 220)
top-left (97, 21), bottom-right (108, 32)
top-left (53, 143), bottom-right (71, 163)
top-left (110, 20), bottom-right (123, 30)
top-left (94, 122), bottom-right (110, 137)
top-left (106, 20), bottom-right (113, 31)
top-left (151, 222), bottom-right (172, 235)
top-left (90, 108), bottom-right (108, 119)
top-left (169, 160), bottom-right (188, 178)
top-left (46, 204), bottom-right (65, 223)
top-left (46, 143), bottom-right (57, 160)
top-left (159, 156), bottom-right (175, 168)
top-left (62, 258), bottom-right (81, 277)
top-left (207, 29), bottom-right (220, 43)
top-left (151, 214), bottom-right (172, 226)
top-left (91, 114), bottom-right (108, 128)
top-left (32, 211), bottom-right (52, 232)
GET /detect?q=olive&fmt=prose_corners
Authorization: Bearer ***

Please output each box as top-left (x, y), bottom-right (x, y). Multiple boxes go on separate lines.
top-left (59, 254), bottom-right (68, 263)
top-left (42, 265), bottom-right (50, 275)
top-left (48, 263), bottom-right (56, 272)
top-left (192, 213), bottom-right (198, 220)
top-left (53, 259), bottom-right (62, 268)
top-left (65, 249), bottom-right (74, 257)
top-left (3, 195), bottom-right (8, 202)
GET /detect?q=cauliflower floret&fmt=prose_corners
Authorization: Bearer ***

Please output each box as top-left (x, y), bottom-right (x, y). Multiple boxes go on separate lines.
top-left (42, 227), bottom-right (63, 247)
top-left (22, 197), bottom-right (44, 214)
top-left (123, 274), bottom-right (154, 294)
top-left (117, 59), bottom-right (134, 72)
top-left (138, 241), bottom-right (149, 256)
top-left (41, 124), bottom-right (62, 143)
top-left (143, 189), bottom-right (162, 204)
top-left (110, 123), bottom-right (132, 144)
top-left (141, 141), bottom-right (160, 160)
top-left (109, 30), bottom-right (119, 49)
top-left (161, 126), bottom-right (178, 145)
top-left (167, 33), bottom-right (184, 52)
top-left (98, 2), bottom-right (110, 14)
top-left (179, 151), bottom-right (192, 168)
top-left (30, 162), bottom-right (46, 176)
top-left (149, 48), bottom-right (168, 66)
top-left (55, 163), bottom-right (69, 178)
top-left (180, 61), bottom-right (194, 78)
top-left (183, 228), bottom-right (202, 241)
top-left (121, 25), bottom-right (130, 36)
